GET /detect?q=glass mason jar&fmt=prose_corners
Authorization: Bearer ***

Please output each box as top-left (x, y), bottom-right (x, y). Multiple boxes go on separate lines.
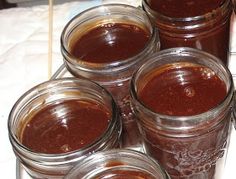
top-left (61, 4), bottom-right (159, 149)
top-left (142, 0), bottom-right (233, 65)
top-left (65, 149), bottom-right (170, 179)
top-left (130, 47), bottom-right (234, 179)
top-left (8, 78), bottom-right (122, 178)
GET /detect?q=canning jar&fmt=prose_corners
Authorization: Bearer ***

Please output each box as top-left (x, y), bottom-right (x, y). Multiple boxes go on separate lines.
top-left (142, 0), bottom-right (233, 65)
top-left (8, 78), bottom-right (121, 178)
top-left (61, 4), bottom-right (159, 149)
top-left (130, 47), bottom-right (234, 179)
top-left (65, 149), bottom-right (170, 179)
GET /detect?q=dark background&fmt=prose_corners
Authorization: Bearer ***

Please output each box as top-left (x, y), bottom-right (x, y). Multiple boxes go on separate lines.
top-left (0, 0), bottom-right (16, 9)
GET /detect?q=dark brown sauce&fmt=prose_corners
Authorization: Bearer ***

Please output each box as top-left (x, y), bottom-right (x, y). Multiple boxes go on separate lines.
top-left (139, 65), bottom-right (227, 116)
top-left (69, 22), bottom-right (150, 148)
top-left (146, 0), bottom-right (225, 18)
top-left (21, 99), bottom-right (110, 154)
top-left (93, 169), bottom-right (157, 179)
top-left (70, 23), bottom-right (150, 63)
top-left (158, 28), bottom-right (230, 65)
top-left (137, 64), bottom-right (229, 179)
top-left (144, 0), bottom-right (231, 65)
top-left (98, 161), bottom-right (162, 179)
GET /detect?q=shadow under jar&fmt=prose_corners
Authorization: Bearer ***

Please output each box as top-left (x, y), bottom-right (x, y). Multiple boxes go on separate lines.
top-left (65, 149), bottom-right (170, 179)
top-left (142, 0), bottom-right (233, 66)
top-left (61, 4), bottom-right (159, 149)
top-left (8, 78), bottom-right (121, 178)
top-left (130, 47), bottom-right (234, 179)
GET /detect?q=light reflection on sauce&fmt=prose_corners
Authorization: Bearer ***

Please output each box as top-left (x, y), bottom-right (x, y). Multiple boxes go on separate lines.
top-left (21, 99), bottom-right (110, 154)
top-left (70, 23), bottom-right (150, 63)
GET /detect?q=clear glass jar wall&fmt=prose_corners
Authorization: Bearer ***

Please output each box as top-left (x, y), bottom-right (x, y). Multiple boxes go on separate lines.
top-left (130, 47), bottom-right (234, 179)
top-left (8, 78), bottom-right (121, 178)
top-left (142, 0), bottom-right (233, 65)
top-left (65, 149), bottom-right (171, 179)
top-left (61, 4), bottom-right (159, 149)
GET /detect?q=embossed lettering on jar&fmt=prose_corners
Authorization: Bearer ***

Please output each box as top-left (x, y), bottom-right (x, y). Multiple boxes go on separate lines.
top-left (61, 4), bottom-right (158, 149)
top-left (142, 0), bottom-right (233, 65)
top-left (130, 48), bottom-right (234, 179)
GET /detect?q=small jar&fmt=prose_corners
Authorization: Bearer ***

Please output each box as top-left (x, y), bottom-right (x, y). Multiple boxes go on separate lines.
top-left (8, 78), bottom-right (122, 178)
top-left (61, 4), bottom-right (159, 149)
top-left (142, 0), bottom-right (233, 65)
top-left (65, 149), bottom-right (170, 179)
top-left (130, 47), bottom-right (234, 179)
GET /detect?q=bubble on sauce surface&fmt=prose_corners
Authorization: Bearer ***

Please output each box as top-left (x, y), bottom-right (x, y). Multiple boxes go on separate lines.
top-left (199, 67), bottom-right (215, 80)
top-left (184, 86), bottom-right (195, 98)
top-left (60, 144), bottom-right (71, 153)
top-left (101, 23), bottom-right (115, 28)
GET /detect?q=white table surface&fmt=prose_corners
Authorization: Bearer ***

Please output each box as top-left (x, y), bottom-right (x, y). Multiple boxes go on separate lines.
top-left (0, 1), bottom-right (235, 178)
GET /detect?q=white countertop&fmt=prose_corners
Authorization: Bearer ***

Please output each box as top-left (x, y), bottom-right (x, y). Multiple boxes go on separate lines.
top-left (0, 1), bottom-right (235, 178)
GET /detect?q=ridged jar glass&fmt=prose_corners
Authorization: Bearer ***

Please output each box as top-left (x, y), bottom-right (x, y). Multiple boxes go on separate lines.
top-left (142, 0), bottom-right (233, 65)
top-left (130, 47), bottom-right (234, 179)
top-left (8, 78), bottom-right (122, 178)
top-left (61, 4), bottom-right (159, 149)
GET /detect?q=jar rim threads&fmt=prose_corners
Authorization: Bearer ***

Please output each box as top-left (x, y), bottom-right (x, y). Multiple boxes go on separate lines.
top-left (8, 77), bottom-right (122, 178)
top-left (65, 149), bottom-right (171, 179)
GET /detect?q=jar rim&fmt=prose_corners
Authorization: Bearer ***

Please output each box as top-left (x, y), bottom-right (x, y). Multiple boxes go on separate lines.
top-left (60, 3), bottom-right (157, 74)
top-left (8, 77), bottom-right (120, 160)
top-left (130, 47), bottom-right (234, 132)
top-left (65, 149), bottom-right (170, 179)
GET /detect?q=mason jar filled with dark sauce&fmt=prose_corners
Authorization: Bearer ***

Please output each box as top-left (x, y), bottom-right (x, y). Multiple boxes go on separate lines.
top-left (142, 0), bottom-right (233, 65)
top-left (8, 78), bottom-right (121, 178)
top-left (65, 149), bottom-right (170, 179)
top-left (130, 47), bottom-right (234, 179)
top-left (61, 4), bottom-right (159, 149)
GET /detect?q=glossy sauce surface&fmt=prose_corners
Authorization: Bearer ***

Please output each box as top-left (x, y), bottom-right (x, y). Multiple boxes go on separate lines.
top-left (139, 65), bottom-right (227, 116)
top-left (70, 22), bottom-right (149, 148)
top-left (137, 64), bottom-right (230, 179)
top-left (21, 100), bottom-right (110, 154)
top-left (70, 23), bottom-right (150, 63)
top-left (146, 0), bottom-right (225, 18)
